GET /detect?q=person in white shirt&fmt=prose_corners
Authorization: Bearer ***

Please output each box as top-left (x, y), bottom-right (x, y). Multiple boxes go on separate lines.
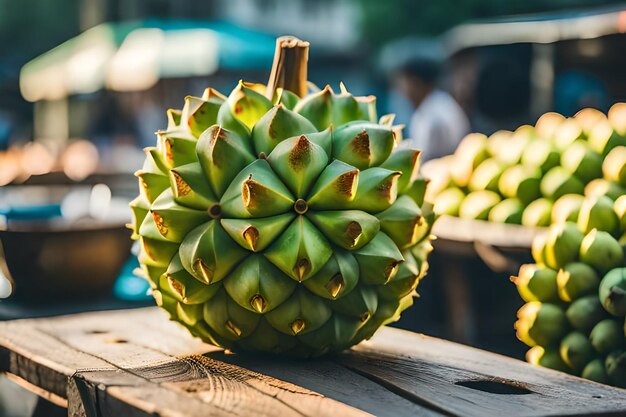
top-left (393, 59), bottom-right (470, 162)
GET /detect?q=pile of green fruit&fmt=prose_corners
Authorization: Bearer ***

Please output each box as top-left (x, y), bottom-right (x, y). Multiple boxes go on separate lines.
top-left (512, 194), bottom-right (626, 387)
top-left (430, 105), bottom-right (626, 226)
top-left (129, 37), bottom-right (434, 357)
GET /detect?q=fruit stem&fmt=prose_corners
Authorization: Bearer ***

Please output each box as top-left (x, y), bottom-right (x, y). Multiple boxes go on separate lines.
top-left (266, 36), bottom-right (309, 99)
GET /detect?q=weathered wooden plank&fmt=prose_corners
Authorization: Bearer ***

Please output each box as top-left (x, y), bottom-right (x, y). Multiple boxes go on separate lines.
top-left (214, 351), bottom-right (439, 417)
top-left (0, 308), bottom-right (383, 417)
top-left (342, 327), bottom-right (626, 417)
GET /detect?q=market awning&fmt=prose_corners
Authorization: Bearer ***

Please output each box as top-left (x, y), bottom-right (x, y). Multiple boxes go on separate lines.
top-left (444, 5), bottom-right (626, 55)
top-left (20, 19), bottom-right (276, 102)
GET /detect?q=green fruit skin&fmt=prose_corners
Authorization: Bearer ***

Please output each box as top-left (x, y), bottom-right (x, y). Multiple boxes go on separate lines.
top-left (580, 231), bottom-right (625, 275)
top-left (556, 262), bottom-right (600, 302)
top-left (433, 187), bottom-right (465, 217)
top-left (589, 319), bottom-right (625, 355)
top-left (551, 194), bottom-right (584, 224)
top-left (581, 358), bottom-right (609, 384)
top-left (459, 191), bottom-right (501, 220)
top-left (566, 295), bottom-right (608, 333)
top-left (605, 350), bottom-right (626, 388)
top-left (513, 264), bottom-right (559, 303)
top-left (540, 167), bottom-right (585, 200)
top-left (515, 302), bottom-right (569, 347)
top-left (526, 345), bottom-right (570, 373)
top-left (577, 196), bottom-right (620, 237)
top-left (584, 178), bottom-right (626, 201)
top-left (560, 331), bottom-right (595, 373)
top-left (598, 268), bottom-right (626, 317)
top-left (522, 198), bottom-right (554, 227)
top-left (561, 140), bottom-right (603, 183)
top-left (488, 198), bottom-right (523, 224)
top-left (602, 146), bottom-right (626, 187)
top-left (544, 223), bottom-right (584, 270)
top-left (468, 159), bottom-right (504, 192)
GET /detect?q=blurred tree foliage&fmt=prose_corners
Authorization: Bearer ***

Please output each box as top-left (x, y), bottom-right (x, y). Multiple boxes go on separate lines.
top-left (359, 0), bottom-right (626, 46)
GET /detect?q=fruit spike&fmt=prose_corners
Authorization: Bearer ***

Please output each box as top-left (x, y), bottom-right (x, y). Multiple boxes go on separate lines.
top-left (131, 35), bottom-right (432, 356)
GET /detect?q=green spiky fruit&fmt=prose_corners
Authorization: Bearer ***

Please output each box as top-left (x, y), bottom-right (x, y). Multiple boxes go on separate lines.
top-left (515, 302), bottom-right (568, 347)
top-left (131, 37), bottom-right (433, 356)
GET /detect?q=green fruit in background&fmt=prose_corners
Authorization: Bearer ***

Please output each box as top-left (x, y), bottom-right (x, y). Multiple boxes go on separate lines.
top-left (450, 133), bottom-right (489, 188)
top-left (580, 230), bottom-right (624, 274)
top-left (489, 198), bottom-right (524, 224)
top-left (551, 194), bottom-right (584, 224)
top-left (582, 358), bottom-right (609, 384)
top-left (494, 127), bottom-right (531, 166)
top-left (584, 178), bottom-right (626, 201)
top-left (608, 102), bottom-right (626, 135)
top-left (589, 319), bottom-right (625, 355)
top-left (498, 165), bottom-right (542, 204)
top-left (486, 130), bottom-right (512, 157)
top-left (515, 302), bottom-right (568, 347)
top-left (512, 264), bottom-right (558, 303)
top-left (566, 295), bottom-right (607, 333)
top-left (603, 146), bottom-right (626, 187)
top-left (522, 198), bottom-right (554, 227)
top-left (553, 118), bottom-right (584, 151)
top-left (468, 158), bottom-right (505, 192)
top-left (459, 190), bottom-right (501, 220)
top-left (130, 37), bottom-right (433, 356)
top-left (540, 167), bottom-right (585, 200)
top-left (556, 262), bottom-right (600, 302)
top-left (560, 140), bottom-right (603, 183)
top-left (532, 232), bottom-right (548, 265)
top-left (577, 195), bottom-right (620, 236)
top-left (521, 139), bottom-right (560, 173)
top-left (560, 331), bottom-right (595, 373)
top-left (526, 345), bottom-right (570, 373)
top-left (544, 223), bottom-right (584, 270)
top-left (535, 111), bottom-right (566, 139)
top-left (588, 119), bottom-right (626, 156)
top-left (605, 350), bottom-right (626, 388)
top-left (599, 268), bottom-right (626, 317)
top-left (615, 195), bottom-right (626, 231)
top-left (433, 187), bottom-right (465, 217)
top-left (574, 107), bottom-right (606, 137)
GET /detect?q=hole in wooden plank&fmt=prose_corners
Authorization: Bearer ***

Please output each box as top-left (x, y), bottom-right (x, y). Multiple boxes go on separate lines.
top-left (455, 379), bottom-right (532, 395)
top-left (106, 338), bottom-right (127, 344)
top-left (88, 330), bottom-right (107, 334)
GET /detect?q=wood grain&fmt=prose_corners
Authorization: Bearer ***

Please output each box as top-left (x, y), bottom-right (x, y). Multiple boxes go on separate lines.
top-left (1, 307), bottom-right (625, 417)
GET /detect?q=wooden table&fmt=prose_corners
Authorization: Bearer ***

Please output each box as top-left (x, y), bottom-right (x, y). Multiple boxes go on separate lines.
top-left (1, 308), bottom-right (625, 416)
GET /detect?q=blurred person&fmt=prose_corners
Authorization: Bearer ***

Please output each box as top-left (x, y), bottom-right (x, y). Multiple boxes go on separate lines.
top-left (393, 58), bottom-right (469, 161)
